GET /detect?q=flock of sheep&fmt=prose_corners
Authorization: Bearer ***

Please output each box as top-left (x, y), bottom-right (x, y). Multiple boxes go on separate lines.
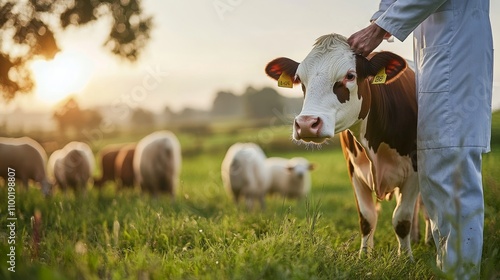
top-left (221, 143), bottom-right (314, 209)
top-left (0, 131), bottom-right (315, 207)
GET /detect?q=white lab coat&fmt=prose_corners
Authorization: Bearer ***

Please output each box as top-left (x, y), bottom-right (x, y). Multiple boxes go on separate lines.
top-left (370, 0), bottom-right (493, 278)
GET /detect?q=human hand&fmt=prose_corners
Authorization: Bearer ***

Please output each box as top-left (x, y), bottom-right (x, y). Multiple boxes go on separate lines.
top-left (347, 23), bottom-right (389, 57)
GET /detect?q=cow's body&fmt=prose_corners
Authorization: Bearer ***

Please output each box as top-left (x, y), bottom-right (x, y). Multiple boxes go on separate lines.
top-left (265, 34), bottom-right (421, 258)
top-left (338, 66), bottom-right (418, 256)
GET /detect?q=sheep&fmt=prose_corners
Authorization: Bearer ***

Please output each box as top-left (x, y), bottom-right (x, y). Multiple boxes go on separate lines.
top-left (133, 131), bottom-right (181, 196)
top-left (94, 144), bottom-right (122, 187)
top-left (221, 142), bottom-right (270, 209)
top-left (47, 141), bottom-right (95, 192)
top-left (265, 157), bottom-right (314, 199)
top-left (114, 144), bottom-right (136, 188)
top-left (0, 137), bottom-right (51, 196)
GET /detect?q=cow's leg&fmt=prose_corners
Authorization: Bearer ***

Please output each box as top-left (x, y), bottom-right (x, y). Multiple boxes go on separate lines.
top-left (410, 195), bottom-right (432, 245)
top-left (420, 202), bottom-right (432, 245)
top-left (410, 194), bottom-right (421, 244)
top-left (352, 175), bottom-right (377, 257)
top-left (392, 172), bottom-right (419, 260)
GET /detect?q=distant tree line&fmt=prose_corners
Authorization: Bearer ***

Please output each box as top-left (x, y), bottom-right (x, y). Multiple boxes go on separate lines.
top-left (52, 86), bottom-right (303, 136)
top-left (173, 86), bottom-right (302, 123)
top-left (53, 97), bottom-right (102, 133)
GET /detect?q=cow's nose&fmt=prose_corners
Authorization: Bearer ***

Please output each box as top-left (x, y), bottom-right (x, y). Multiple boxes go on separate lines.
top-left (294, 115), bottom-right (322, 139)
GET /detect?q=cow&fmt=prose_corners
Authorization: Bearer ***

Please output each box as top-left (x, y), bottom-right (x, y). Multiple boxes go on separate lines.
top-left (221, 142), bottom-right (270, 210)
top-left (133, 131), bottom-right (181, 197)
top-left (0, 137), bottom-right (51, 196)
top-left (48, 141), bottom-right (95, 193)
top-left (265, 33), bottom-right (419, 259)
top-left (114, 144), bottom-right (136, 188)
top-left (265, 157), bottom-right (314, 199)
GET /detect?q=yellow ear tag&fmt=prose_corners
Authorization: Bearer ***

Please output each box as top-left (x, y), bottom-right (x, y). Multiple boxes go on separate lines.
top-left (278, 72), bottom-right (294, 88)
top-left (372, 67), bottom-right (387, 84)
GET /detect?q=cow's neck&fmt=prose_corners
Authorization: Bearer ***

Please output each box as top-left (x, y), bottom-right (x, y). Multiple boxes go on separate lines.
top-left (353, 77), bottom-right (417, 157)
top-left (347, 119), bottom-right (363, 139)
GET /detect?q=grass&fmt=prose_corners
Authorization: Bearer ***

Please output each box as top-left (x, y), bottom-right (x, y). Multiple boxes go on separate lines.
top-left (1, 120), bottom-right (500, 279)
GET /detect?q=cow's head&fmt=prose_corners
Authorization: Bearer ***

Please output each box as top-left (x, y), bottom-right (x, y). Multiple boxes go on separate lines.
top-left (265, 34), bottom-right (407, 144)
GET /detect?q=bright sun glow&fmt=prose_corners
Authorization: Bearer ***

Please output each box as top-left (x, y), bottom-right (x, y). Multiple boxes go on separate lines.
top-left (30, 51), bottom-right (94, 105)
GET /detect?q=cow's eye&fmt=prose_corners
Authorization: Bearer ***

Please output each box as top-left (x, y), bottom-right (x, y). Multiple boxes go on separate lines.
top-left (346, 73), bottom-right (356, 81)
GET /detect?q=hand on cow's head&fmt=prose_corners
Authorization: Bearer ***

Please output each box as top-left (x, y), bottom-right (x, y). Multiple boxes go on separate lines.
top-left (265, 57), bottom-right (301, 84)
top-left (356, 52), bottom-right (407, 84)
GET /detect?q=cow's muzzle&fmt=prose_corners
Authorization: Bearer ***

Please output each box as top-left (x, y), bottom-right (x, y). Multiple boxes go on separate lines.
top-left (294, 115), bottom-right (326, 143)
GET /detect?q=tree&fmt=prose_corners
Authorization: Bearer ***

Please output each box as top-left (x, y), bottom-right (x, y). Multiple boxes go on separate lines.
top-left (53, 97), bottom-right (102, 133)
top-left (0, 0), bottom-right (153, 100)
top-left (243, 86), bottom-right (284, 119)
top-left (131, 107), bottom-right (155, 126)
top-left (212, 90), bottom-right (243, 117)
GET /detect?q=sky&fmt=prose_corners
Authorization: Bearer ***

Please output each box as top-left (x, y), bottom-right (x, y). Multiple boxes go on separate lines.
top-left (3, 0), bottom-right (500, 114)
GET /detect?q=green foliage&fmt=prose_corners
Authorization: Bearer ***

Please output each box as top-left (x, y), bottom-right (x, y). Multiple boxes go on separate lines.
top-left (0, 127), bottom-right (499, 279)
top-left (491, 110), bottom-right (500, 147)
top-left (0, 0), bottom-right (152, 100)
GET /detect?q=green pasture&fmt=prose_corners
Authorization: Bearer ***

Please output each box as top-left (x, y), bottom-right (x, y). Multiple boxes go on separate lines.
top-left (1, 115), bottom-right (500, 279)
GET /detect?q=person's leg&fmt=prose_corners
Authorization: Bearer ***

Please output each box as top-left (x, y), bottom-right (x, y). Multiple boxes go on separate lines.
top-left (417, 147), bottom-right (484, 278)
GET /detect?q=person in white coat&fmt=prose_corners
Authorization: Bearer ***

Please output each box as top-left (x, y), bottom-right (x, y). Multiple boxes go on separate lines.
top-left (348, 0), bottom-right (493, 278)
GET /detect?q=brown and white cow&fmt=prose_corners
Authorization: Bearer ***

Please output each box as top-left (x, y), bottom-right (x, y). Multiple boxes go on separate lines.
top-left (265, 34), bottom-right (419, 259)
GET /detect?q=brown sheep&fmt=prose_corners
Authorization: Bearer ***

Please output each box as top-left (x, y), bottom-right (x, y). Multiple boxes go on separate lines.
top-left (94, 144), bottom-right (122, 187)
top-left (0, 137), bottom-right (51, 196)
top-left (114, 144), bottom-right (136, 188)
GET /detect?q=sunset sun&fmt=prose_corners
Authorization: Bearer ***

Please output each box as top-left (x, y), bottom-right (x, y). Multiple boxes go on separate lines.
top-left (30, 51), bottom-right (93, 105)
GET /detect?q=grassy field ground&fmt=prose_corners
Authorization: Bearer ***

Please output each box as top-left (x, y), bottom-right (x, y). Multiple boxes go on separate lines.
top-left (1, 114), bottom-right (500, 279)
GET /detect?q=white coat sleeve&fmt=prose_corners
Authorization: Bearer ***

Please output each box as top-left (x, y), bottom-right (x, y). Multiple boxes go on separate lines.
top-left (374, 0), bottom-right (449, 41)
top-left (370, 0), bottom-right (396, 22)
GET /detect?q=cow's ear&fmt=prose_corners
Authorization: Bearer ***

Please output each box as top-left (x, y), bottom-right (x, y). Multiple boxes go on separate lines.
top-left (265, 57), bottom-right (301, 84)
top-left (356, 52), bottom-right (407, 84)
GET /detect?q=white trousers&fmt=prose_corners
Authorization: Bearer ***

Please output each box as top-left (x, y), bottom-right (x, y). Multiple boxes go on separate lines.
top-left (417, 147), bottom-right (484, 279)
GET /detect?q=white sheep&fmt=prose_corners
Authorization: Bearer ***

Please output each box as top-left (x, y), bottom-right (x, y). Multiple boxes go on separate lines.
top-left (221, 143), bottom-right (270, 209)
top-left (265, 157), bottom-right (314, 199)
top-left (133, 130), bottom-right (181, 197)
top-left (47, 141), bottom-right (95, 192)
